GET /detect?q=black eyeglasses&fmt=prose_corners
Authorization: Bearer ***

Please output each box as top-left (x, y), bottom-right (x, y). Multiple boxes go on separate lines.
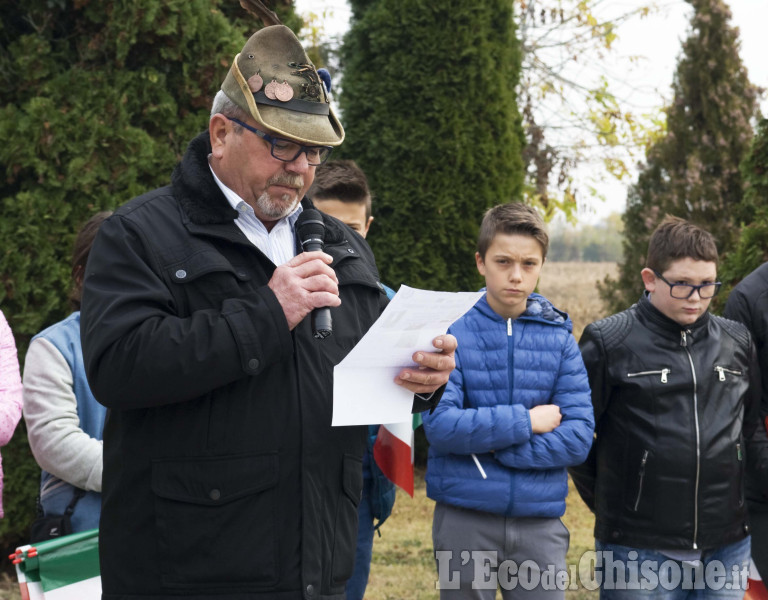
top-left (653, 270), bottom-right (722, 299)
top-left (226, 117), bottom-right (333, 166)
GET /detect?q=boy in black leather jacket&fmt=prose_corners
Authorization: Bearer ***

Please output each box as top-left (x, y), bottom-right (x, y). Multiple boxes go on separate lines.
top-left (570, 216), bottom-right (768, 599)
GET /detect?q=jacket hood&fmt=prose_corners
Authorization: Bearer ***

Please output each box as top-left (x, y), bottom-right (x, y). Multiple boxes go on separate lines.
top-left (475, 291), bottom-right (572, 333)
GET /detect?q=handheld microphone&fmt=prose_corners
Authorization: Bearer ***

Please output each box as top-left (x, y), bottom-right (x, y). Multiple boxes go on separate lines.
top-left (296, 209), bottom-right (333, 339)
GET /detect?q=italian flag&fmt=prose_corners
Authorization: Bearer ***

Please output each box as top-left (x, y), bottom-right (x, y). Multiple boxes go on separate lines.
top-left (12, 529), bottom-right (100, 600)
top-left (746, 559), bottom-right (768, 600)
top-left (373, 414), bottom-right (422, 497)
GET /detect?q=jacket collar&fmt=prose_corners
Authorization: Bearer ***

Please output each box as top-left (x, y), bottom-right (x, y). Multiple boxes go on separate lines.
top-left (475, 292), bottom-right (572, 332)
top-left (171, 131), bottom-right (239, 225)
top-left (636, 291), bottom-right (710, 336)
top-left (171, 132), bottom-right (352, 243)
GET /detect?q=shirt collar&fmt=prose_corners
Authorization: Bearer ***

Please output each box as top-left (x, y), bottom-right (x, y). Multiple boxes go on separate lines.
top-left (208, 160), bottom-right (303, 227)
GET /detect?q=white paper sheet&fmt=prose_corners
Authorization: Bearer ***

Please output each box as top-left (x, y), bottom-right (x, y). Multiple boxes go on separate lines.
top-left (332, 285), bottom-right (484, 426)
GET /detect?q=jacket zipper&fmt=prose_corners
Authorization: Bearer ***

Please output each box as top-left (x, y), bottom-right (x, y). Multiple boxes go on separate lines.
top-left (627, 369), bottom-right (670, 383)
top-left (737, 442), bottom-right (744, 506)
top-left (714, 366), bottom-right (743, 381)
top-left (633, 450), bottom-right (649, 511)
top-left (681, 329), bottom-right (700, 549)
top-left (506, 317), bottom-right (515, 514)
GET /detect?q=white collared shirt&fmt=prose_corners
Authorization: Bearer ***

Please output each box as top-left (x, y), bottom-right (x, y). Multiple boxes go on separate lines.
top-left (209, 163), bottom-right (302, 266)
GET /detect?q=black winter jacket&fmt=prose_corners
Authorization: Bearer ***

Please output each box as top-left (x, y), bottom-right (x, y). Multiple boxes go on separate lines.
top-left (569, 294), bottom-right (768, 551)
top-left (81, 132), bottom-right (413, 599)
top-left (724, 262), bottom-right (768, 509)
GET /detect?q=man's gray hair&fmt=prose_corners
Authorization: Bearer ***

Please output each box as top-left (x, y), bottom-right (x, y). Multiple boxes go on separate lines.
top-left (210, 90), bottom-right (250, 122)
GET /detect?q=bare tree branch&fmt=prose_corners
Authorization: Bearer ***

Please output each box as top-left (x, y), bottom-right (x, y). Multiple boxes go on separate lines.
top-left (239, 0), bottom-right (282, 27)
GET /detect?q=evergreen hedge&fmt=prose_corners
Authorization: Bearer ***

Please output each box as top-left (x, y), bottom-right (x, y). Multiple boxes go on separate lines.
top-left (718, 118), bottom-right (768, 302)
top-left (0, 0), bottom-right (296, 553)
top-left (339, 0), bottom-right (525, 292)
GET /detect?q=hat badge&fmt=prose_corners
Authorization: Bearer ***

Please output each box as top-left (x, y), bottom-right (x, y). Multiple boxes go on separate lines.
top-left (264, 79), bottom-right (293, 102)
top-left (247, 71), bottom-right (263, 93)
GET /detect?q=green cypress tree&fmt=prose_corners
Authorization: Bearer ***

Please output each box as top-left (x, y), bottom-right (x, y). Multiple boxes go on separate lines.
top-left (718, 118), bottom-right (768, 302)
top-left (599, 0), bottom-right (759, 313)
top-left (339, 0), bottom-right (525, 292)
top-left (0, 0), bottom-right (265, 547)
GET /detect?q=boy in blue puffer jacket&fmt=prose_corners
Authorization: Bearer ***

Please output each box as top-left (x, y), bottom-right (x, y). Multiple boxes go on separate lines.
top-left (423, 202), bottom-right (594, 599)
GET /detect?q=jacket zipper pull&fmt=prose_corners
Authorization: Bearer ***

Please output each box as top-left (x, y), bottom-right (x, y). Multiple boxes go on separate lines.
top-left (680, 330), bottom-right (689, 347)
top-left (660, 368), bottom-right (669, 384)
top-left (715, 366), bottom-right (725, 381)
top-left (507, 318), bottom-right (512, 336)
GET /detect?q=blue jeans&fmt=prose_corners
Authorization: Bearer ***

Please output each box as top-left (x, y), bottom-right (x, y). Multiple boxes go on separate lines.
top-left (346, 477), bottom-right (375, 600)
top-left (595, 537), bottom-right (751, 599)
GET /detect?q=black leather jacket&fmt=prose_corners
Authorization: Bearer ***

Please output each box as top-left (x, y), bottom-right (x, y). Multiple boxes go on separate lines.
top-left (569, 294), bottom-right (768, 551)
top-left (725, 262), bottom-right (768, 509)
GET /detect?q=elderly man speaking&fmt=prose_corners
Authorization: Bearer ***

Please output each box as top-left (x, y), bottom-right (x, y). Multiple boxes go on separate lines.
top-left (81, 25), bottom-right (455, 600)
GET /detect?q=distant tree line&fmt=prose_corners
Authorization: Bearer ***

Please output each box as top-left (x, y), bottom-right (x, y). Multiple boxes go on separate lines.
top-left (548, 213), bottom-right (623, 263)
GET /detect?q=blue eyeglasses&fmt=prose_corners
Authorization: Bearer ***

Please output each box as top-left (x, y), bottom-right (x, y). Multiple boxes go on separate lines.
top-left (653, 270), bottom-right (722, 299)
top-left (226, 117), bottom-right (333, 166)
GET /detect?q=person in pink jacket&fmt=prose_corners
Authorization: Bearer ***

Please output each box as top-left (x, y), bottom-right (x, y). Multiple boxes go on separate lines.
top-left (0, 309), bottom-right (23, 518)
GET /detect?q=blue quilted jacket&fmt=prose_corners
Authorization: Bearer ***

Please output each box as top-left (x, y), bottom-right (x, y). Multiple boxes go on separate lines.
top-left (423, 292), bottom-right (594, 517)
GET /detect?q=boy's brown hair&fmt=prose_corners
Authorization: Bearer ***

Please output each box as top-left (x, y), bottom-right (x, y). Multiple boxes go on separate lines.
top-left (646, 215), bottom-right (718, 273)
top-left (307, 159), bottom-right (372, 219)
top-left (477, 202), bottom-right (548, 259)
top-left (71, 211), bottom-right (113, 311)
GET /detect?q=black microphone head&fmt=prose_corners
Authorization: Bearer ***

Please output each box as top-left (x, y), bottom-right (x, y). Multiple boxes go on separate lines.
top-left (296, 208), bottom-right (326, 250)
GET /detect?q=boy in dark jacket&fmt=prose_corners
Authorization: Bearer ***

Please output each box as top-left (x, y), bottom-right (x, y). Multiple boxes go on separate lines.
top-left (423, 202), bottom-right (594, 599)
top-left (308, 159), bottom-right (397, 600)
top-left (724, 262), bottom-right (768, 581)
top-left (570, 217), bottom-right (768, 598)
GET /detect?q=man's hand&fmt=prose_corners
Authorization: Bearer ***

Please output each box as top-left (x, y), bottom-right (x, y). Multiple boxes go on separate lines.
top-left (529, 404), bottom-right (562, 434)
top-left (395, 334), bottom-right (457, 395)
top-left (268, 251), bottom-right (340, 330)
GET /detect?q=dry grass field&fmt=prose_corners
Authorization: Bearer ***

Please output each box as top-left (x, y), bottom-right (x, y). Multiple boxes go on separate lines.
top-left (0, 262), bottom-right (617, 600)
top-left (536, 261), bottom-right (618, 340)
top-left (365, 261), bottom-right (618, 599)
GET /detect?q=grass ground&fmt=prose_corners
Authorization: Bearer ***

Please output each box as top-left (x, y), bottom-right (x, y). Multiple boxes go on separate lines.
top-left (366, 470), bottom-right (599, 600)
top-left (0, 573), bottom-right (19, 600)
top-left (0, 262), bottom-right (616, 600)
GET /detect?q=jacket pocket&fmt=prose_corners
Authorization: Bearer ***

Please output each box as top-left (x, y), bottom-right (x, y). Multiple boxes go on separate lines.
top-left (714, 366), bottom-right (743, 382)
top-left (632, 450), bottom-right (649, 512)
top-left (623, 447), bottom-right (653, 519)
top-left (627, 369), bottom-right (670, 384)
top-left (166, 251), bottom-right (253, 315)
top-left (151, 452), bottom-right (278, 589)
top-left (331, 453), bottom-right (363, 585)
top-left (734, 441), bottom-right (745, 509)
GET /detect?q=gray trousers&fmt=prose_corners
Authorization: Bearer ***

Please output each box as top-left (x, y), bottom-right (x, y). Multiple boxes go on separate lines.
top-left (432, 502), bottom-right (569, 600)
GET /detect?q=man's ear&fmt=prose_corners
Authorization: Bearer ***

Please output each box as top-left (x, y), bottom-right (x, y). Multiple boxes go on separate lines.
top-left (640, 267), bottom-right (657, 293)
top-left (209, 114), bottom-right (230, 159)
top-left (475, 252), bottom-right (486, 276)
top-left (362, 216), bottom-right (374, 238)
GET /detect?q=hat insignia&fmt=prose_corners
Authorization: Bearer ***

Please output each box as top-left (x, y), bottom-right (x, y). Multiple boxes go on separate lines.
top-left (247, 72), bottom-right (263, 93)
top-left (290, 62), bottom-right (327, 103)
top-left (275, 80), bottom-right (294, 102)
top-left (264, 79), bottom-right (279, 100)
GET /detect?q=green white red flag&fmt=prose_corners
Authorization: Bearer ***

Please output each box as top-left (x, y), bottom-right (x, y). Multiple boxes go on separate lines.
top-left (373, 414), bottom-right (422, 497)
top-left (12, 529), bottom-right (100, 600)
